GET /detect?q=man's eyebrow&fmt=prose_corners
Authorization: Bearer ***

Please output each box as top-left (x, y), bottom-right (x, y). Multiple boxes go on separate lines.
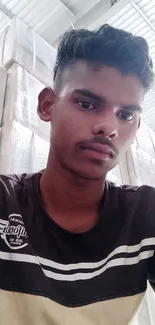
top-left (73, 89), bottom-right (142, 112)
top-left (123, 105), bottom-right (142, 113)
top-left (73, 89), bottom-right (103, 103)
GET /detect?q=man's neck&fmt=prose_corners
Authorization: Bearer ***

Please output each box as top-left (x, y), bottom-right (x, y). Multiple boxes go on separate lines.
top-left (40, 157), bottom-right (105, 233)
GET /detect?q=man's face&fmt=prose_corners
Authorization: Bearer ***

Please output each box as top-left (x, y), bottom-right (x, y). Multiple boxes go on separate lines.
top-left (40, 62), bottom-right (144, 180)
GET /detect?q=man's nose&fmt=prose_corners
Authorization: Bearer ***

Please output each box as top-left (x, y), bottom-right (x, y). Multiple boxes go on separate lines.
top-left (92, 114), bottom-right (118, 140)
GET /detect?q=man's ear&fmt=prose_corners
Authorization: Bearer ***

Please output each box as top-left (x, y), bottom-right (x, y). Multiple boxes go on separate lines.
top-left (37, 87), bottom-right (56, 122)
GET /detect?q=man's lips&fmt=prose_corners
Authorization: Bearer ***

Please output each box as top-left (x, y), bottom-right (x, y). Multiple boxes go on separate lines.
top-left (81, 143), bottom-right (114, 156)
top-left (80, 143), bottom-right (115, 161)
top-left (77, 136), bottom-right (119, 161)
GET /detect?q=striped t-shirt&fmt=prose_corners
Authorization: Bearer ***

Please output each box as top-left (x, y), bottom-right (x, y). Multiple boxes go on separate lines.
top-left (0, 172), bottom-right (155, 325)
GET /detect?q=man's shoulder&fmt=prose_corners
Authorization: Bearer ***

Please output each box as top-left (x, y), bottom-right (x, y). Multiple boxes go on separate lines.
top-left (0, 173), bottom-right (26, 187)
top-left (106, 180), bottom-right (155, 240)
top-left (0, 172), bottom-right (42, 204)
top-left (107, 180), bottom-right (155, 222)
top-left (107, 179), bottom-right (155, 198)
top-left (0, 172), bottom-right (42, 186)
top-left (106, 179), bottom-right (155, 216)
top-left (0, 173), bottom-right (32, 193)
top-left (0, 174), bottom-right (25, 197)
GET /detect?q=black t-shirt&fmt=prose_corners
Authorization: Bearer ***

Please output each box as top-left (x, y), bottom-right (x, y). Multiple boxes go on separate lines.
top-left (0, 172), bottom-right (155, 325)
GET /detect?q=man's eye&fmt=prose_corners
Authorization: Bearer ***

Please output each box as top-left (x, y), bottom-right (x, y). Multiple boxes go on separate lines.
top-left (118, 111), bottom-right (135, 122)
top-left (78, 101), bottom-right (95, 110)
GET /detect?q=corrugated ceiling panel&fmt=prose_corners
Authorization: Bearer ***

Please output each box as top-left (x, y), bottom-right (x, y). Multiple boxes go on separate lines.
top-left (16, 0), bottom-right (50, 21)
top-left (0, 0), bottom-right (16, 6)
top-left (26, 2), bottom-right (61, 26)
top-left (134, 0), bottom-right (155, 29)
top-left (135, 0), bottom-right (154, 12)
top-left (32, 6), bottom-right (63, 32)
top-left (3, 0), bottom-right (29, 12)
top-left (0, 0), bottom-right (64, 28)
top-left (0, 0), bottom-right (75, 47)
top-left (107, 3), bottom-right (133, 25)
top-left (0, 0), bottom-right (70, 44)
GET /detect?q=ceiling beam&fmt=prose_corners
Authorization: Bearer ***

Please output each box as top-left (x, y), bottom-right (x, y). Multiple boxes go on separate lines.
top-left (59, 0), bottom-right (76, 16)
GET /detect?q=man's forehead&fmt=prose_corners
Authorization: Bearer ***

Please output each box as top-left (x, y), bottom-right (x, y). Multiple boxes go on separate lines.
top-left (60, 61), bottom-right (144, 107)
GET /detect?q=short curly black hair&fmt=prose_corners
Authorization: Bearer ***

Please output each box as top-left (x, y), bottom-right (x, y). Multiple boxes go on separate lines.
top-left (54, 24), bottom-right (154, 92)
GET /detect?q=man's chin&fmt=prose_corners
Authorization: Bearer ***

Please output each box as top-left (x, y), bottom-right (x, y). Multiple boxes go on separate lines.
top-left (60, 158), bottom-right (116, 180)
top-left (69, 165), bottom-right (111, 181)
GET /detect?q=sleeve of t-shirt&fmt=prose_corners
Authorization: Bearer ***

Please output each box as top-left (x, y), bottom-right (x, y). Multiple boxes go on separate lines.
top-left (148, 255), bottom-right (155, 291)
top-left (0, 174), bottom-right (20, 225)
top-left (134, 185), bottom-right (155, 292)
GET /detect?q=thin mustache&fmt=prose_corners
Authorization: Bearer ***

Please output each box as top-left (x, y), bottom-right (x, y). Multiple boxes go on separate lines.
top-left (78, 136), bottom-right (119, 157)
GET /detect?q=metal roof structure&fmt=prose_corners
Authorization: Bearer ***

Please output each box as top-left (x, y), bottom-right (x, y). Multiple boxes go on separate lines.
top-left (0, 0), bottom-right (154, 129)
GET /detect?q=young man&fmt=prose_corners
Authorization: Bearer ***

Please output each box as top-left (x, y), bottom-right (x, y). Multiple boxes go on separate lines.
top-left (0, 24), bottom-right (155, 325)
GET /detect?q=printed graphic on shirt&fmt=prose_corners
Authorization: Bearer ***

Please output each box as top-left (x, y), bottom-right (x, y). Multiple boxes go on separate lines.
top-left (0, 214), bottom-right (28, 249)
